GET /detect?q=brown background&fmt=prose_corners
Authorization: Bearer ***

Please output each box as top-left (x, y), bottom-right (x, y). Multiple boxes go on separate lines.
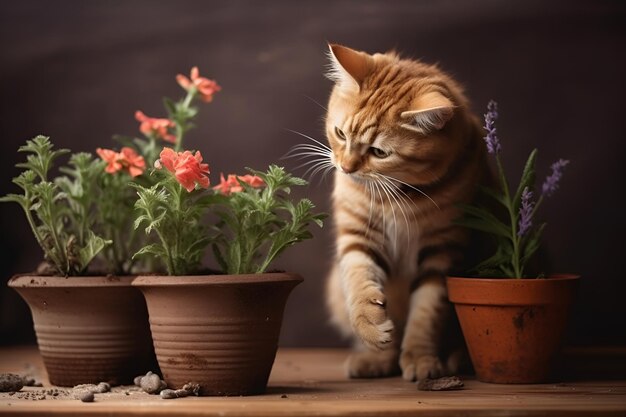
top-left (1, 0), bottom-right (625, 347)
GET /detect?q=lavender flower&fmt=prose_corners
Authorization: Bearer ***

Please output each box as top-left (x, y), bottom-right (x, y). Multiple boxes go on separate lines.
top-left (517, 187), bottom-right (534, 237)
top-left (542, 159), bottom-right (570, 196)
top-left (483, 100), bottom-right (501, 154)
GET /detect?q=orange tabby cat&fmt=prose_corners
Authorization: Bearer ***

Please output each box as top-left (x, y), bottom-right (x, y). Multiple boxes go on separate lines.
top-left (323, 44), bottom-right (490, 381)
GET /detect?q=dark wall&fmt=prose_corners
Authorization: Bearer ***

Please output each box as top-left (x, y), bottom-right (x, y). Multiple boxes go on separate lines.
top-left (1, 0), bottom-right (624, 347)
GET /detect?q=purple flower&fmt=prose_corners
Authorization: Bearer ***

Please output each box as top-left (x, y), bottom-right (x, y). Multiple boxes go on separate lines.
top-left (483, 100), bottom-right (501, 155)
top-left (542, 159), bottom-right (570, 196)
top-left (518, 187), bottom-right (534, 237)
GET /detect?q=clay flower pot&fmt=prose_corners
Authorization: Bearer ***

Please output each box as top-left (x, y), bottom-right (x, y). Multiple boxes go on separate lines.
top-left (8, 275), bottom-right (155, 386)
top-left (133, 272), bottom-right (302, 396)
top-left (446, 274), bottom-right (579, 383)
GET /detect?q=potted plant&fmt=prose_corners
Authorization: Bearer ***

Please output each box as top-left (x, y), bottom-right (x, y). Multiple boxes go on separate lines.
top-left (2, 67), bottom-right (221, 387)
top-left (2, 137), bottom-right (154, 386)
top-left (447, 101), bottom-right (579, 384)
top-left (122, 67), bottom-right (325, 396)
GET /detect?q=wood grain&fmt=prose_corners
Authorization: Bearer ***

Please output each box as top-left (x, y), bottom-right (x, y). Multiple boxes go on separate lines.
top-left (0, 346), bottom-right (625, 416)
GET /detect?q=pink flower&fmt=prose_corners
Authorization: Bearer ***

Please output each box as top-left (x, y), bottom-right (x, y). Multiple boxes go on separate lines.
top-left (135, 111), bottom-right (177, 143)
top-left (156, 147), bottom-right (210, 192)
top-left (176, 67), bottom-right (221, 103)
top-left (213, 173), bottom-right (265, 195)
top-left (118, 147), bottom-right (146, 177)
top-left (96, 148), bottom-right (123, 174)
top-left (96, 147), bottom-right (146, 177)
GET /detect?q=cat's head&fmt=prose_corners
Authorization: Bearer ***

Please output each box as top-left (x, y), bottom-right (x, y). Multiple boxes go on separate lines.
top-left (325, 44), bottom-right (471, 187)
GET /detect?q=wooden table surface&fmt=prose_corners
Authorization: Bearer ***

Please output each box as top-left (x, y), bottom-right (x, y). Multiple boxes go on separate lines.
top-left (1, 346), bottom-right (625, 416)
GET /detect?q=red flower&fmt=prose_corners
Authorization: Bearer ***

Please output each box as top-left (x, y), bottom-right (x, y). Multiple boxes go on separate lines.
top-left (96, 148), bottom-right (123, 174)
top-left (157, 147), bottom-right (210, 192)
top-left (96, 147), bottom-right (146, 177)
top-left (213, 173), bottom-right (265, 195)
top-left (135, 111), bottom-right (177, 143)
top-left (176, 67), bottom-right (221, 103)
top-left (118, 147), bottom-right (146, 177)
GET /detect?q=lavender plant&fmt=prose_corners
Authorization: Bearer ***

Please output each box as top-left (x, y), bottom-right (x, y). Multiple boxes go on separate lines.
top-left (456, 101), bottom-right (570, 278)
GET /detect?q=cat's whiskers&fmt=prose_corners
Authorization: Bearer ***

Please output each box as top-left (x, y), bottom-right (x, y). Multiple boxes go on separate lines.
top-left (284, 131), bottom-right (335, 183)
top-left (370, 180), bottom-right (387, 247)
top-left (376, 174), bottom-right (419, 223)
top-left (375, 177), bottom-right (401, 251)
top-left (364, 181), bottom-right (376, 243)
top-left (378, 173), bottom-right (440, 210)
top-left (302, 94), bottom-right (328, 112)
top-left (375, 175), bottom-right (413, 247)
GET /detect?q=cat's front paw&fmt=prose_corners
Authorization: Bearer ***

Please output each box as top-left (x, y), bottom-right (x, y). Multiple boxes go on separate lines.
top-left (350, 289), bottom-right (394, 350)
top-left (346, 348), bottom-right (400, 378)
top-left (400, 351), bottom-right (445, 381)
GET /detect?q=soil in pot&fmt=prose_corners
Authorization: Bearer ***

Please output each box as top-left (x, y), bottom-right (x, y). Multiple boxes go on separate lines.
top-left (133, 273), bottom-right (302, 396)
top-left (9, 275), bottom-right (156, 387)
top-left (446, 274), bottom-right (579, 384)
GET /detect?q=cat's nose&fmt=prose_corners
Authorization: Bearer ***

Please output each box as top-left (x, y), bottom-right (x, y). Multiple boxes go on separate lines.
top-left (340, 161), bottom-right (358, 174)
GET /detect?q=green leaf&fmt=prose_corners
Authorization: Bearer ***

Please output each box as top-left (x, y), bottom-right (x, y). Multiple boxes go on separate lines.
top-left (212, 243), bottom-right (228, 272)
top-left (0, 193), bottom-right (30, 209)
top-left (521, 222), bottom-right (546, 266)
top-left (133, 244), bottom-right (166, 260)
top-left (456, 203), bottom-right (509, 232)
top-left (163, 97), bottom-right (177, 117)
top-left (477, 184), bottom-right (507, 207)
top-left (513, 149), bottom-right (538, 212)
top-left (453, 216), bottom-right (511, 239)
top-left (77, 231), bottom-right (112, 271)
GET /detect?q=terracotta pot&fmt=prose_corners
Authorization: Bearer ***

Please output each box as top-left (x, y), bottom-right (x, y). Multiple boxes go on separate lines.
top-left (133, 273), bottom-right (302, 396)
top-left (8, 275), bottom-right (156, 386)
top-left (446, 274), bottom-right (579, 383)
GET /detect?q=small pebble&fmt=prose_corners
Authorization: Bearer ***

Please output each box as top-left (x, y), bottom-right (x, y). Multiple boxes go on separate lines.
top-left (281, 394), bottom-right (288, 399)
top-left (139, 371), bottom-right (166, 394)
top-left (174, 389), bottom-right (189, 398)
top-left (160, 388), bottom-right (190, 399)
top-left (22, 377), bottom-right (36, 386)
top-left (182, 382), bottom-right (201, 396)
top-left (95, 382), bottom-right (110, 393)
top-left (0, 373), bottom-right (24, 392)
top-left (77, 391), bottom-right (94, 402)
top-left (160, 389), bottom-right (177, 399)
top-left (417, 376), bottom-right (464, 391)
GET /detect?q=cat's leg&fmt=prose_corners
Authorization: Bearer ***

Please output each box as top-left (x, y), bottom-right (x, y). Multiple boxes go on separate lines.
top-left (328, 259), bottom-right (399, 378)
top-left (399, 274), bottom-right (451, 381)
top-left (339, 250), bottom-right (394, 351)
top-left (346, 340), bottom-right (400, 378)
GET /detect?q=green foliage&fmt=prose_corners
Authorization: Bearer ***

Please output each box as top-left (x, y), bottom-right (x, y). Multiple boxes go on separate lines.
top-left (131, 170), bottom-right (214, 276)
top-left (456, 149), bottom-right (540, 278)
top-left (211, 165), bottom-right (326, 274)
top-left (132, 164), bottom-right (325, 276)
top-left (0, 136), bottom-right (111, 275)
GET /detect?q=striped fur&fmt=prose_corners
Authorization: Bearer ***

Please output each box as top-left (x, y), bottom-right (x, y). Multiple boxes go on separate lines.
top-left (324, 44), bottom-right (490, 381)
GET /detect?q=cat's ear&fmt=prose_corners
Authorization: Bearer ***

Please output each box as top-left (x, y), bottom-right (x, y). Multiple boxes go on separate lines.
top-left (326, 43), bottom-right (373, 92)
top-left (400, 92), bottom-right (455, 134)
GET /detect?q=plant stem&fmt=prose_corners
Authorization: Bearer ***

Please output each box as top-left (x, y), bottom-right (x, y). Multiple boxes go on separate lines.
top-left (174, 89), bottom-right (196, 152)
top-left (496, 157), bottom-right (522, 278)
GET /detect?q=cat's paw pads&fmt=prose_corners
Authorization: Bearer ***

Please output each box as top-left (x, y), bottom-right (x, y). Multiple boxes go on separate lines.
top-left (345, 350), bottom-right (400, 378)
top-left (400, 352), bottom-right (445, 381)
top-left (350, 290), bottom-right (394, 350)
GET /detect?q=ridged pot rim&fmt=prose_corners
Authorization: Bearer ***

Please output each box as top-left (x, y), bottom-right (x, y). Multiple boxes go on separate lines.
top-left (132, 272), bottom-right (303, 287)
top-left (8, 275), bottom-right (136, 288)
top-left (446, 274), bottom-right (580, 306)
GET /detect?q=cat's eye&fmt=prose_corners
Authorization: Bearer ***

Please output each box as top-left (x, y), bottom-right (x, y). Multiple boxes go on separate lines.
top-left (334, 126), bottom-right (346, 141)
top-left (370, 147), bottom-right (389, 158)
